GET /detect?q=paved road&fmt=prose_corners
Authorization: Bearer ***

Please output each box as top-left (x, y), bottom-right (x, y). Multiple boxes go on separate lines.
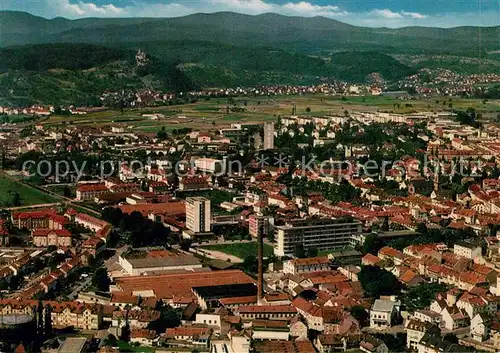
top-left (67, 277), bottom-right (92, 300)
top-left (193, 239), bottom-right (254, 247)
top-left (1, 170), bottom-right (101, 216)
top-left (192, 238), bottom-right (275, 249)
top-left (3, 203), bottom-right (60, 211)
top-left (197, 248), bottom-right (244, 264)
top-left (362, 324), bottom-right (406, 335)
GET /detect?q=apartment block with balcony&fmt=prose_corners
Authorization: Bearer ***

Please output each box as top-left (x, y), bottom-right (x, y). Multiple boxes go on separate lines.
top-left (274, 217), bottom-right (362, 257)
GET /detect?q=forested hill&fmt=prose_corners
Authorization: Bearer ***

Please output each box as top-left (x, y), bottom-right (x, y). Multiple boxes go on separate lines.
top-left (0, 44), bottom-right (131, 71)
top-left (0, 42), bottom-right (415, 105)
top-left (0, 43), bottom-right (198, 106)
top-left (1, 11), bottom-right (499, 105)
top-left (1, 11), bottom-right (499, 56)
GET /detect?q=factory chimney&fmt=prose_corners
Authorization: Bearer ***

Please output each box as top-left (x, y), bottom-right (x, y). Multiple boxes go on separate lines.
top-left (257, 232), bottom-right (264, 305)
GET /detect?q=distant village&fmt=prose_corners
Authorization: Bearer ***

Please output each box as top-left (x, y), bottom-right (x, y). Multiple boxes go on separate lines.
top-left (2, 65), bottom-right (500, 116)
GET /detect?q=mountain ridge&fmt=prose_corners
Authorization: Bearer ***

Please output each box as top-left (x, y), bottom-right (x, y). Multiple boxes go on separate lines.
top-left (2, 10), bottom-right (499, 31)
top-left (1, 10), bottom-right (499, 57)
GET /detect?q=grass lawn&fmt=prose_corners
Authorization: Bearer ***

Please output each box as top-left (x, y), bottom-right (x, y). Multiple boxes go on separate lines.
top-left (317, 246), bottom-right (356, 257)
top-left (133, 125), bottom-right (178, 133)
top-left (45, 184), bottom-right (76, 198)
top-left (201, 242), bottom-right (274, 259)
top-left (177, 189), bottom-right (235, 209)
top-left (116, 341), bottom-right (156, 352)
top-left (0, 176), bottom-right (61, 207)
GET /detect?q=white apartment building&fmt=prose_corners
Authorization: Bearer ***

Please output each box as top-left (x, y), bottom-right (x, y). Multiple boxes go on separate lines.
top-left (186, 197), bottom-right (211, 233)
top-left (274, 217), bottom-right (362, 257)
top-left (263, 122), bottom-right (275, 150)
top-left (453, 241), bottom-right (482, 259)
top-left (248, 215), bottom-right (274, 238)
top-left (283, 257), bottom-right (331, 275)
top-left (405, 320), bottom-right (439, 351)
top-left (194, 158), bottom-right (224, 174)
top-left (369, 299), bottom-right (400, 329)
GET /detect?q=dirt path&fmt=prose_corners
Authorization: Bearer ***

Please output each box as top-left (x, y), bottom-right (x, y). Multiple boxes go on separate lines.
top-left (196, 248), bottom-right (243, 264)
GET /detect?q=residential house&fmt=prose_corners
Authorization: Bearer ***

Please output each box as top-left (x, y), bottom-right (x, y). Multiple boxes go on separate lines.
top-left (440, 306), bottom-right (468, 330)
top-left (456, 292), bottom-right (489, 319)
top-left (290, 315), bottom-right (308, 340)
top-left (405, 319), bottom-right (440, 351)
top-left (470, 313), bottom-right (490, 342)
top-left (32, 229), bottom-right (72, 247)
top-left (412, 310), bottom-right (441, 326)
top-left (378, 247), bottom-right (404, 266)
top-left (360, 335), bottom-right (389, 353)
top-left (315, 335), bottom-right (347, 353)
top-left (76, 184), bottom-right (109, 201)
top-left (417, 332), bottom-right (472, 353)
top-left (82, 237), bottom-right (106, 257)
top-left (130, 329), bottom-right (157, 346)
top-left (112, 310), bottom-right (160, 329)
top-left (453, 241), bottom-right (482, 260)
top-left (369, 299), bottom-right (401, 329)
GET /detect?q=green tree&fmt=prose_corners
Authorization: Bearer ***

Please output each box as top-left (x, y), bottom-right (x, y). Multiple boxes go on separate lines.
top-left (156, 126), bottom-right (168, 140)
top-left (62, 186), bottom-right (72, 198)
top-left (362, 233), bottom-right (382, 255)
top-left (349, 305), bottom-right (369, 324)
top-left (44, 304), bottom-right (53, 337)
top-left (11, 192), bottom-right (21, 207)
top-left (120, 323), bottom-right (131, 341)
top-left (103, 334), bottom-right (118, 347)
top-left (294, 243), bottom-right (306, 258)
top-left (92, 268), bottom-right (110, 292)
top-left (242, 255), bottom-right (258, 274)
top-left (306, 246), bottom-right (318, 257)
top-left (443, 333), bottom-right (458, 344)
top-left (358, 265), bottom-right (401, 298)
top-left (401, 282), bottom-right (448, 312)
top-left (149, 304), bottom-right (181, 334)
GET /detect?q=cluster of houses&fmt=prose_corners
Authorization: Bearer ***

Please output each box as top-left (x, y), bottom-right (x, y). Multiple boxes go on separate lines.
top-left (398, 68), bottom-right (500, 97)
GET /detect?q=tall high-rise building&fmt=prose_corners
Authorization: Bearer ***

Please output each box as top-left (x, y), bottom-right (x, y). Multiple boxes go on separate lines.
top-left (248, 215), bottom-right (274, 239)
top-left (186, 197), bottom-right (211, 233)
top-left (263, 122), bottom-right (275, 150)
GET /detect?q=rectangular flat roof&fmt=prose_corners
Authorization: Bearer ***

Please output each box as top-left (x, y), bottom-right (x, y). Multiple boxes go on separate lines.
top-left (193, 283), bottom-right (257, 299)
top-left (58, 337), bottom-right (87, 353)
top-left (376, 230), bottom-right (421, 238)
top-left (116, 269), bottom-right (255, 299)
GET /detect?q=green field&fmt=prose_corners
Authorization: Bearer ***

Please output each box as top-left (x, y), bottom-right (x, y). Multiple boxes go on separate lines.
top-left (0, 176), bottom-right (61, 207)
top-left (201, 242), bottom-right (274, 259)
top-left (39, 94), bottom-right (500, 133)
top-left (44, 184), bottom-right (76, 198)
top-left (116, 341), bottom-right (155, 352)
top-left (177, 190), bottom-right (235, 210)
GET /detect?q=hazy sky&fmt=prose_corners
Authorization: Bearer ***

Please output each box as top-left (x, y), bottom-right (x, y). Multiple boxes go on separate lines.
top-left (1, 0), bottom-right (499, 27)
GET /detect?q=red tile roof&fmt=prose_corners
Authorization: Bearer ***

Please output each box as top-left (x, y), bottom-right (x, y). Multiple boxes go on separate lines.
top-left (291, 256), bottom-right (330, 266)
top-left (12, 209), bottom-right (56, 220)
top-left (116, 269), bottom-right (254, 300)
top-left (77, 183), bottom-right (108, 192)
top-left (32, 229), bottom-right (71, 237)
top-left (237, 305), bottom-right (297, 314)
top-left (253, 340), bottom-right (315, 353)
top-left (118, 202), bottom-right (185, 217)
top-left (219, 296), bottom-right (257, 305)
top-left (362, 253), bottom-right (381, 265)
top-left (164, 326), bottom-right (211, 338)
